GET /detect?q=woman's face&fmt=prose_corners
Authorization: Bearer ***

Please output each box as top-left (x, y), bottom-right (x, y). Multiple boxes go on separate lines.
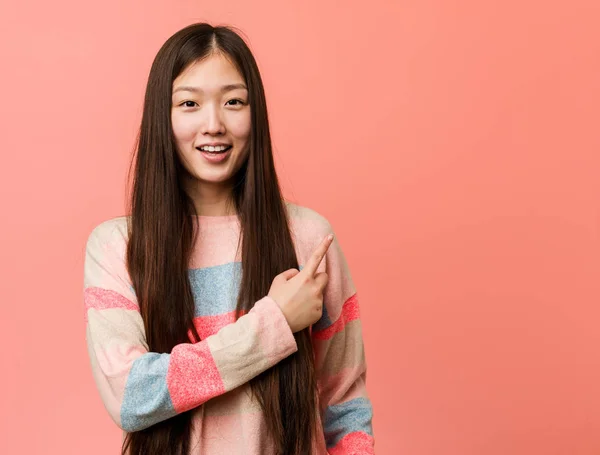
top-left (171, 52), bottom-right (251, 188)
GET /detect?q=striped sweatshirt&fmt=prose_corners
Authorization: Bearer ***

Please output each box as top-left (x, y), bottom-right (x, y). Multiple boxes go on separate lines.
top-left (83, 202), bottom-right (374, 454)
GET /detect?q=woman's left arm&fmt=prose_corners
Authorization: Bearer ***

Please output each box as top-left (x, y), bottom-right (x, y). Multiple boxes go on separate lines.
top-left (311, 224), bottom-right (375, 455)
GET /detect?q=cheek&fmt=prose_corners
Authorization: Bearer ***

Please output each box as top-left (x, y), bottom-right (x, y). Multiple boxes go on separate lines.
top-left (171, 112), bottom-right (198, 143)
top-left (229, 111), bottom-right (251, 142)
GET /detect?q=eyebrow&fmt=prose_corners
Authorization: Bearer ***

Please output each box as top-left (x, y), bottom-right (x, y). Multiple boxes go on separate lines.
top-left (172, 83), bottom-right (248, 95)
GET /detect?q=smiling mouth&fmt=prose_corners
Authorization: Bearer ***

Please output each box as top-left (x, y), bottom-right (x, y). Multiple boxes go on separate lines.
top-left (196, 145), bottom-right (232, 154)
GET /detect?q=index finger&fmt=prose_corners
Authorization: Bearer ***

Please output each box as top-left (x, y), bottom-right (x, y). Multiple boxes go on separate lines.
top-left (302, 234), bottom-right (334, 278)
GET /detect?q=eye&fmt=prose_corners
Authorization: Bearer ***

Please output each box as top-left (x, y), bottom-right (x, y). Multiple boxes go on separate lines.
top-left (180, 101), bottom-right (198, 108)
top-left (226, 99), bottom-right (246, 107)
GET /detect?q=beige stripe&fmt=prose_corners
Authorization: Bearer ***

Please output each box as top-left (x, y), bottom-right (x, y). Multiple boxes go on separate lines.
top-left (313, 319), bottom-right (365, 376)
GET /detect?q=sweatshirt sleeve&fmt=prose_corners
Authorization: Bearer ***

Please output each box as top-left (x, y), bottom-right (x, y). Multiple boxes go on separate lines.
top-left (83, 219), bottom-right (297, 432)
top-left (311, 223), bottom-right (375, 455)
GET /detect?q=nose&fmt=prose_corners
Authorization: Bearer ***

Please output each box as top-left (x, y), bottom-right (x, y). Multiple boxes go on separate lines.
top-left (201, 102), bottom-right (225, 136)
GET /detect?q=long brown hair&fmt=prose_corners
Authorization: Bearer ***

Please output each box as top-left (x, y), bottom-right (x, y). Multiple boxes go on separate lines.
top-left (123, 23), bottom-right (317, 455)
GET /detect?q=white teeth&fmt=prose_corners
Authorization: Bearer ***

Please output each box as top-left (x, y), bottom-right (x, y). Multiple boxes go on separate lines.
top-left (200, 145), bottom-right (229, 152)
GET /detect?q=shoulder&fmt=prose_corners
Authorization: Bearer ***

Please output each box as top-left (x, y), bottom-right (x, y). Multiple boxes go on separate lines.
top-left (284, 201), bottom-right (338, 266)
top-left (285, 201), bottom-right (334, 237)
top-left (83, 216), bottom-right (136, 300)
top-left (85, 216), bottom-right (130, 252)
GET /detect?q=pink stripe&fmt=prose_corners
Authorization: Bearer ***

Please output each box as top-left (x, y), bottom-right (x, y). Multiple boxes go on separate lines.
top-left (83, 287), bottom-right (138, 323)
top-left (314, 294), bottom-right (360, 341)
top-left (328, 431), bottom-right (375, 455)
top-left (167, 341), bottom-right (226, 413)
top-left (187, 311), bottom-right (247, 342)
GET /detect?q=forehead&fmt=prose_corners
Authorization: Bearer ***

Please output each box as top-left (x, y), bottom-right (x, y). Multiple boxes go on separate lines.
top-left (173, 53), bottom-right (244, 89)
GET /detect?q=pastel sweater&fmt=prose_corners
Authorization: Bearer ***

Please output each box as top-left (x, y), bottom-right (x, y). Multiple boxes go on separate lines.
top-left (83, 203), bottom-right (374, 454)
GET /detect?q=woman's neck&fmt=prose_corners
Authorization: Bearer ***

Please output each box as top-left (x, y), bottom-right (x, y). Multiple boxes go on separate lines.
top-left (185, 177), bottom-right (236, 217)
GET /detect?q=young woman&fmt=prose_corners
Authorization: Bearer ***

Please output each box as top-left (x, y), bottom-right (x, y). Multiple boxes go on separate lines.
top-left (83, 23), bottom-right (374, 455)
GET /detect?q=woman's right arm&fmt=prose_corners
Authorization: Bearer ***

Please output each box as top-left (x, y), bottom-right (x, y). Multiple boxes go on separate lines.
top-left (83, 221), bottom-right (298, 432)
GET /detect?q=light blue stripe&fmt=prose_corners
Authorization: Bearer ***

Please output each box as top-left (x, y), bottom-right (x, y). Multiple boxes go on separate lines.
top-left (323, 397), bottom-right (374, 447)
top-left (131, 260), bottom-right (336, 327)
top-left (121, 352), bottom-right (176, 432)
top-left (133, 261), bottom-right (333, 324)
top-left (188, 262), bottom-right (243, 317)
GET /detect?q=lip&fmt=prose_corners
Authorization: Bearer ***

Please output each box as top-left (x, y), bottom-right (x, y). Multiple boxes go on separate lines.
top-left (196, 142), bottom-right (232, 148)
top-left (198, 146), bottom-right (232, 163)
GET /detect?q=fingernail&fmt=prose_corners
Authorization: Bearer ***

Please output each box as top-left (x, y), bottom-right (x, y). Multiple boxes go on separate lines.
top-left (328, 234), bottom-right (334, 240)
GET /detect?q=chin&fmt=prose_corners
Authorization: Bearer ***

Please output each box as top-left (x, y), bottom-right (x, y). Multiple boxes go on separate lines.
top-left (194, 171), bottom-right (235, 184)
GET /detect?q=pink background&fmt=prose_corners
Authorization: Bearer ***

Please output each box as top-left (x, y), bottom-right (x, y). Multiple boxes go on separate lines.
top-left (1, 1), bottom-right (599, 454)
